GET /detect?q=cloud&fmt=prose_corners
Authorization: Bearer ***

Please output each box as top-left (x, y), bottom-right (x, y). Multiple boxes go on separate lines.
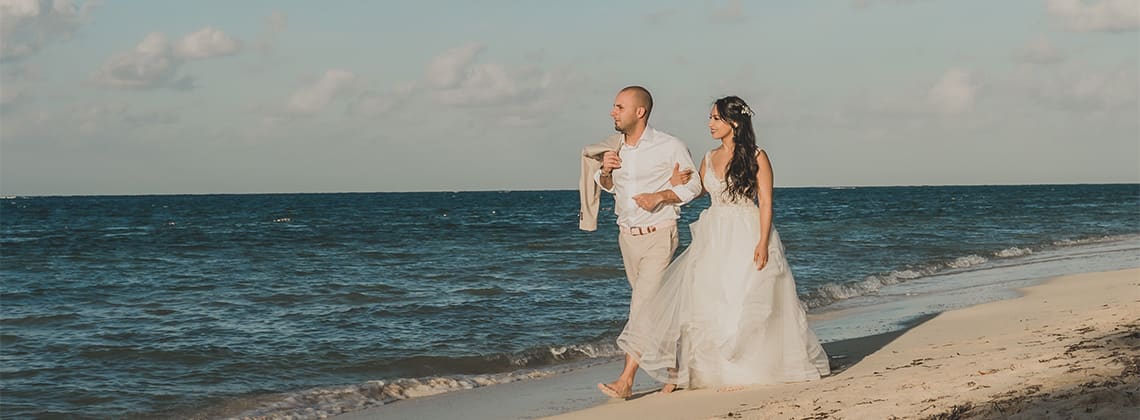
top-left (425, 43), bottom-right (485, 89)
top-left (840, 67), bottom-right (981, 123)
top-left (435, 63), bottom-right (531, 106)
top-left (709, 0), bottom-right (746, 23)
top-left (173, 26), bottom-right (242, 60)
top-left (286, 69), bottom-right (357, 114)
top-left (1045, 0), bottom-right (1139, 32)
top-left (92, 27), bottom-right (243, 90)
top-left (91, 32), bottom-right (192, 90)
top-left (1014, 37), bottom-right (1066, 65)
top-left (421, 43), bottom-right (557, 108)
top-left (928, 68), bottom-right (977, 115)
top-left (0, 0), bottom-right (95, 61)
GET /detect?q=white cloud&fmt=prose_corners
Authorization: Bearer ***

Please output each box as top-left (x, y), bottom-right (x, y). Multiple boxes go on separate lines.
top-left (1045, 0), bottom-right (1140, 32)
top-left (0, 0), bottom-right (94, 61)
top-left (928, 68), bottom-right (977, 114)
top-left (1014, 37), bottom-right (1066, 65)
top-left (91, 32), bottom-right (192, 90)
top-left (435, 63), bottom-right (518, 106)
top-left (425, 43), bottom-right (484, 89)
top-left (174, 26), bottom-right (242, 60)
top-left (422, 44), bottom-right (556, 108)
top-left (92, 27), bottom-right (243, 90)
top-left (286, 69), bottom-right (357, 114)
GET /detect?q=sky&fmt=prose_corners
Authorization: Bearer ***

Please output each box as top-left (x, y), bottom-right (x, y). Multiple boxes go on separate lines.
top-left (0, 0), bottom-right (1137, 195)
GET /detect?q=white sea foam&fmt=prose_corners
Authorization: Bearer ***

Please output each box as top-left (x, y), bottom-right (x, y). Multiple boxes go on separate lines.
top-left (227, 359), bottom-right (614, 420)
top-left (802, 245), bottom-right (1064, 309)
top-left (1051, 235), bottom-right (1129, 247)
top-left (802, 265), bottom-right (944, 309)
top-left (994, 247), bottom-right (1032, 258)
top-left (947, 254), bottom-right (988, 269)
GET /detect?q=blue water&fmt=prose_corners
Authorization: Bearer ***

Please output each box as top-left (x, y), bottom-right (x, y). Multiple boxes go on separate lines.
top-left (1, 184), bottom-right (1138, 418)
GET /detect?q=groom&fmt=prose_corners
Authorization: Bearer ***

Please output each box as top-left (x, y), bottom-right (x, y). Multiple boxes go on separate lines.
top-left (592, 86), bottom-right (701, 399)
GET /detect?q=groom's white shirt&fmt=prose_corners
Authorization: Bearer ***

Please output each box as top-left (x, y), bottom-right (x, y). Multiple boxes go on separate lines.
top-left (595, 125), bottom-right (702, 229)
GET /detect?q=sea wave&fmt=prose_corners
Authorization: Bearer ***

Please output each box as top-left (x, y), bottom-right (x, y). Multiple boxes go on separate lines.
top-left (799, 234), bottom-right (1135, 309)
top-left (1050, 234), bottom-right (1135, 247)
top-left (994, 246), bottom-right (1032, 258)
top-left (214, 342), bottom-right (622, 420)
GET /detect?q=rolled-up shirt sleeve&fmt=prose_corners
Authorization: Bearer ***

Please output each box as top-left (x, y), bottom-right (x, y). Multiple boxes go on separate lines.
top-left (595, 169), bottom-right (615, 193)
top-left (668, 146), bottom-right (702, 205)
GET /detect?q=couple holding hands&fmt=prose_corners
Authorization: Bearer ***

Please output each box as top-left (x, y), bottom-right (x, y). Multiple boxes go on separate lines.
top-left (579, 86), bottom-right (830, 399)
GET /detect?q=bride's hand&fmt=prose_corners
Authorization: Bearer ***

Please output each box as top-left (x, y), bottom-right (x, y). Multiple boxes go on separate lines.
top-left (753, 242), bottom-right (768, 270)
top-left (669, 163), bottom-right (693, 186)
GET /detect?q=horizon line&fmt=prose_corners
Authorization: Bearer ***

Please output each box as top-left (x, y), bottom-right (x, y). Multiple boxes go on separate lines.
top-left (3, 181), bottom-right (1138, 198)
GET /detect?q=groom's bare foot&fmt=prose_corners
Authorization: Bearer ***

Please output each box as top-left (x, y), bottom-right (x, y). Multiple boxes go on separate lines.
top-left (659, 383), bottom-right (677, 394)
top-left (597, 380), bottom-right (632, 399)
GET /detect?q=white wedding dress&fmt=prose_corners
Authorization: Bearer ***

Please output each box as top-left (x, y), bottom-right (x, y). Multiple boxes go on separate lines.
top-left (616, 153), bottom-right (830, 389)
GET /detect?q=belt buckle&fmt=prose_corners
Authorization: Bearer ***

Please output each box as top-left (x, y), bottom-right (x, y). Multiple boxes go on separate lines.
top-left (631, 226), bottom-right (656, 236)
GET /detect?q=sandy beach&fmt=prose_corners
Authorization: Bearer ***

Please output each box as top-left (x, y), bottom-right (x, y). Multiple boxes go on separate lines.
top-left (327, 268), bottom-right (1139, 420)
top-left (550, 268), bottom-right (1140, 420)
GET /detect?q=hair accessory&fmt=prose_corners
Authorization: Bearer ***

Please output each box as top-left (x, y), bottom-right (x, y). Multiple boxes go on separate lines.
top-left (740, 105), bottom-right (754, 117)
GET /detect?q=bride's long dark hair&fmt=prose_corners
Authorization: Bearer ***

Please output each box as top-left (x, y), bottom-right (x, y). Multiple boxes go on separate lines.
top-left (714, 96), bottom-right (759, 201)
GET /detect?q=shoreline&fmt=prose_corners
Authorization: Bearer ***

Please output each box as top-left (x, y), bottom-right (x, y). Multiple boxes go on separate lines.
top-left (326, 315), bottom-right (936, 420)
top-left (326, 268), bottom-right (1139, 420)
top-left (549, 268), bottom-right (1140, 419)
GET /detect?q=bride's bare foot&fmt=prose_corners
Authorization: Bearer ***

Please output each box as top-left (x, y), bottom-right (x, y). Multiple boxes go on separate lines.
top-left (717, 385), bottom-right (746, 392)
top-left (659, 383), bottom-right (678, 394)
top-left (597, 380), bottom-right (632, 399)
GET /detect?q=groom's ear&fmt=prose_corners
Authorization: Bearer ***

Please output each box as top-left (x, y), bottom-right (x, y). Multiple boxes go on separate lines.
top-left (636, 107), bottom-right (647, 119)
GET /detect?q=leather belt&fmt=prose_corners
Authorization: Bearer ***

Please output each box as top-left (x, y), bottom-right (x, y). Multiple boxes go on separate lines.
top-left (619, 221), bottom-right (675, 236)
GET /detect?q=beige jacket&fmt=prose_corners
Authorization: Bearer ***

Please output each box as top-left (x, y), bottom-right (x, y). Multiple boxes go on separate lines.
top-left (578, 134), bottom-right (623, 231)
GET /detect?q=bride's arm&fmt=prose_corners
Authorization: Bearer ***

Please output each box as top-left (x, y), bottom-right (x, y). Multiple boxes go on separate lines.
top-left (753, 150), bottom-right (774, 270)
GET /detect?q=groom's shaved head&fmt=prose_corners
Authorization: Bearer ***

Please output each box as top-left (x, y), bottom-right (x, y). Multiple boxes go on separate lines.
top-left (620, 86), bottom-right (653, 120)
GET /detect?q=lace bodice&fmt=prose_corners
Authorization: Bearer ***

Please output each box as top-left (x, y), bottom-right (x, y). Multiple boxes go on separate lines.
top-left (702, 151), bottom-right (758, 208)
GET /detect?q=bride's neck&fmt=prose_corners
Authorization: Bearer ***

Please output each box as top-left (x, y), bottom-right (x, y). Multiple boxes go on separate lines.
top-left (720, 136), bottom-right (735, 152)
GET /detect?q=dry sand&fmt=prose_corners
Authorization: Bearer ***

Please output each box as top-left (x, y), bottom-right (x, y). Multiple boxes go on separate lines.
top-left (548, 268), bottom-right (1140, 420)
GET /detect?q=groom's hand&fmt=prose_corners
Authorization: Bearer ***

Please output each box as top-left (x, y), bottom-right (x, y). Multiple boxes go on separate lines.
top-left (669, 163), bottom-right (693, 186)
top-left (601, 151), bottom-right (622, 174)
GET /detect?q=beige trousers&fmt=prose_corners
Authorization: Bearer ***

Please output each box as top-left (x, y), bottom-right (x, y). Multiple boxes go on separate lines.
top-left (618, 225), bottom-right (679, 318)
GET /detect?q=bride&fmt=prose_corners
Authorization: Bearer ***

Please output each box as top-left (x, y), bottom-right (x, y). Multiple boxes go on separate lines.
top-left (614, 95), bottom-right (830, 391)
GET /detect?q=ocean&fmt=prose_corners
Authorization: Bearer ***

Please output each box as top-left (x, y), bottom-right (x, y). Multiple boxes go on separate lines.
top-left (1, 184), bottom-right (1138, 419)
